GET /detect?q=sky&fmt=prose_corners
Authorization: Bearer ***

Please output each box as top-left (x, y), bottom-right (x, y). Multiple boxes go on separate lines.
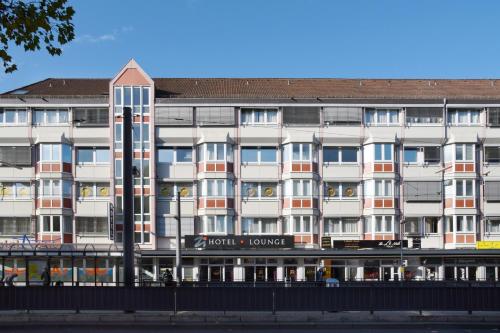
top-left (2, 0), bottom-right (500, 92)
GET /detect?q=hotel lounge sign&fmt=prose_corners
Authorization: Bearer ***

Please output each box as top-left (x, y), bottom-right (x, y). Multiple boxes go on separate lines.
top-left (185, 235), bottom-right (294, 250)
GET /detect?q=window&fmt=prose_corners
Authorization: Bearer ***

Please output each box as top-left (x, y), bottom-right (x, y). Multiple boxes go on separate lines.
top-left (375, 180), bottom-right (393, 196)
top-left (0, 217), bottom-right (30, 235)
top-left (78, 182), bottom-right (110, 199)
top-left (198, 179), bottom-right (234, 197)
top-left (324, 182), bottom-right (358, 199)
top-left (241, 147), bottom-right (277, 163)
top-left (0, 108), bottom-right (27, 125)
top-left (157, 147), bottom-right (193, 163)
top-left (241, 183), bottom-right (278, 199)
top-left (0, 183), bottom-right (31, 200)
top-left (424, 146), bottom-right (440, 164)
top-left (404, 147), bottom-right (418, 163)
top-left (323, 107), bottom-right (362, 125)
top-left (38, 180), bottom-right (72, 198)
top-left (283, 107), bottom-right (320, 125)
top-left (406, 107), bottom-right (443, 124)
top-left (41, 216), bottom-right (61, 233)
top-left (39, 144), bottom-right (71, 163)
top-left (196, 107), bottom-right (235, 126)
top-left (242, 218), bottom-right (278, 234)
top-left (374, 144), bottom-right (393, 161)
top-left (455, 144), bottom-right (474, 161)
top-left (33, 108), bottom-right (68, 125)
top-left (241, 108), bottom-right (278, 125)
top-left (197, 143), bottom-right (233, 162)
top-left (456, 216), bottom-right (474, 232)
top-left (485, 182), bottom-right (500, 201)
top-left (365, 108), bottom-right (399, 125)
top-left (158, 182), bottom-right (193, 198)
top-left (323, 147), bottom-right (358, 163)
top-left (286, 216), bottom-right (313, 234)
top-left (424, 217), bottom-right (439, 234)
top-left (155, 107), bottom-right (194, 126)
top-left (489, 108), bottom-right (500, 127)
top-left (486, 218), bottom-right (500, 233)
top-left (374, 216), bottom-right (393, 233)
top-left (456, 180), bottom-right (474, 197)
top-left (76, 217), bottom-right (107, 235)
top-left (447, 109), bottom-right (481, 125)
top-left (73, 108), bottom-right (108, 126)
top-left (284, 179), bottom-right (318, 197)
top-left (0, 146), bottom-right (31, 166)
top-left (485, 147), bottom-right (500, 163)
top-left (114, 86), bottom-right (150, 114)
top-left (404, 181), bottom-right (441, 202)
top-left (283, 143), bottom-right (316, 162)
top-left (198, 216), bottom-right (233, 234)
top-left (404, 218), bottom-right (420, 235)
top-left (76, 147), bottom-right (109, 164)
top-left (324, 217), bottom-right (358, 234)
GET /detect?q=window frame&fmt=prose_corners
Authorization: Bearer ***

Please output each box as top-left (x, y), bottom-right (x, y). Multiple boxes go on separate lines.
top-left (241, 146), bottom-right (278, 164)
top-left (242, 217), bottom-right (279, 235)
top-left (198, 143), bottom-right (233, 162)
top-left (241, 182), bottom-right (278, 200)
top-left (0, 182), bottom-right (31, 200)
top-left (200, 215), bottom-right (232, 235)
top-left (324, 217), bottom-right (359, 235)
top-left (324, 182), bottom-right (359, 200)
top-left (374, 143), bottom-right (393, 162)
top-left (40, 215), bottom-right (62, 233)
top-left (373, 215), bottom-right (394, 233)
top-left (455, 179), bottom-right (474, 198)
top-left (75, 216), bottom-right (108, 236)
top-left (77, 182), bottom-right (110, 200)
top-left (455, 144), bottom-right (474, 162)
top-left (0, 108), bottom-right (27, 126)
top-left (157, 147), bottom-right (193, 164)
top-left (323, 146), bottom-right (359, 164)
top-left (76, 147), bottom-right (110, 165)
top-left (157, 182), bottom-right (194, 200)
top-left (33, 108), bottom-right (69, 125)
top-left (365, 108), bottom-right (400, 126)
top-left (198, 179), bottom-right (234, 197)
top-left (240, 108), bottom-right (278, 125)
top-left (447, 108), bottom-right (481, 126)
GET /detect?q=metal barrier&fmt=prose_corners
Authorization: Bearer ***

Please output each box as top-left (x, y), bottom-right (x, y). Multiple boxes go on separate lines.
top-left (1, 285), bottom-right (500, 312)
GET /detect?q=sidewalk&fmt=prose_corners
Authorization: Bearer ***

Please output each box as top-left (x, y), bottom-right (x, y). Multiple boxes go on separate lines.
top-left (1, 310), bottom-right (500, 327)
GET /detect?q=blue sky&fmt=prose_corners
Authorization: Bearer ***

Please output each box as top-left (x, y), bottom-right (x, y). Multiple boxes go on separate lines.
top-left (2, 0), bottom-right (500, 92)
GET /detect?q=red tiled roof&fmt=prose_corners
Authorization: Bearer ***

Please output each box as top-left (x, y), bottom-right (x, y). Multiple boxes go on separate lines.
top-left (4, 78), bottom-right (500, 99)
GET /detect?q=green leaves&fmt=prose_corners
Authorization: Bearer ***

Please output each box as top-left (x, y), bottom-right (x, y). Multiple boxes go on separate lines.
top-left (0, 0), bottom-right (75, 73)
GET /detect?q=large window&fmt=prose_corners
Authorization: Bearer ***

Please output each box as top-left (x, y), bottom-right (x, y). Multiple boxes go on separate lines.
top-left (0, 108), bottom-right (27, 125)
top-left (456, 216), bottom-right (474, 232)
top-left (198, 216), bottom-right (233, 234)
top-left (33, 108), bottom-right (68, 125)
top-left (158, 182), bottom-right (193, 199)
top-left (365, 108), bottom-right (399, 125)
top-left (447, 109), bottom-right (481, 125)
top-left (486, 218), bottom-right (500, 233)
top-left (40, 144), bottom-right (71, 163)
top-left (241, 147), bottom-right (277, 163)
top-left (323, 147), bottom-right (358, 163)
top-left (41, 216), bottom-right (61, 233)
top-left (157, 147), bottom-right (193, 163)
top-left (198, 179), bottom-right (234, 197)
top-left (38, 180), bottom-right (72, 198)
top-left (114, 86), bottom-right (150, 114)
top-left (374, 216), bottom-right (394, 233)
top-left (242, 218), bottom-right (278, 234)
top-left (485, 147), bottom-right (500, 163)
top-left (403, 146), bottom-right (441, 164)
top-left (76, 217), bottom-right (107, 235)
top-left (0, 146), bottom-right (31, 167)
top-left (76, 147), bottom-right (109, 164)
top-left (456, 179), bottom-right (474, 197)
top-left (283, 143), bottom-right (316, 162)
top-left (324, 182), bottom-right (358, 199)
top-left (374, 180), bottom-right (393, 197)
top-left (284, 179), bottom-right (318, 197)
top-left (241, 182), bottom-right (278, 199)
top-left (489, 108), bottom-right (500, 127)
top-left (77, 182), bottom-right (110, 199)
top-left (374, 144), bottom-right (393, 161)
top-left (241, 108), bottom-right (278, 125)
top-left (406, 107), bottom-right (443, 124)
top-left (73, 108), bottom-right (108, 126)
top-left (324, 217), bottom-right (358, 234)
top-left (455, 144), bottom-right (474, 162)
top-left (284, 216), bottom-right (314, 234)
top-left (404, 217), bottom-right (421, 235)
top-left (0, 182), bottom-right (31, 200)
top-left (0, 217), bottom-right (30, 235)
top-left (197, 143), bottom-right (233, 162)
top-left (405, 217), bottom-right (440, 234)
top-left (424, 217), bottom-right (439, 234)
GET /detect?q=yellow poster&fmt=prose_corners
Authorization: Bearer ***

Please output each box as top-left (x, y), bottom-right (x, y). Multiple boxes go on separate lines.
top-left (476, 241), bottom-right (500, 249)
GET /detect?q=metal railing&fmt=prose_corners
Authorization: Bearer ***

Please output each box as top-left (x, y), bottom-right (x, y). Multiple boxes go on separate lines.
top-left (1, 284), bottom-right (499, 313)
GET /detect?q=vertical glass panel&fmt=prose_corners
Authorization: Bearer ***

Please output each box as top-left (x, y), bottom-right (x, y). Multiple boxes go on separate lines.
top-left (216, 144), bottom-right (225, 161)
top-left (342, 147), bottom-right (358, 162)
top-left (124, 87), bottom-right (132, 105)
top-left (115, 160), bottom-right (122, 178)
top-left (59, 110), bottom-right (68, 123)
top-left (323, 147), bottom-right (339, 163)
top-left (465, 145), bottom-right (473, 161)
top-left (52, 180), bottom-right (61, 195)
top-left (375, 144), bottom-right (382, 161)
top-left (377, 110), bottom-right (387, 124)
top-left (52, 145), bottom-right (60, 161)
top-left (115, 87), bottom-right (122, 105)
top-left (267, 110), bottom-right (277, 123)
top-left (142, 87), bottom-right (149, 106)
top-left (456, 145), bottom-right (464, 161)
top-left (241, 147), bottom-right (258, 162)
top-left (42, 144), bottom-right (51, 161)
top-left (17, 110), bottom-right (26, 123)
top-left (293, 217), bottom-right (301, 232)
top-left (302, 144), bottom-right (310, 160)
top-left (95, 149), bottom-right (109, 163)
top-left (241, 110), bottom-right (251, 124)
top-left (216, 216), bottom-right (225, 233)
top-left (465, 180), bottom-right (473, 196)
top-left (207, 144), bottom-right (215, 161)
top-left (62, 144), bottom-right (71, 163)
top-left (142, 124), bottom-right (149, 142)
top-left (43, 216), bottom-right (51, 232)
top-left (303, 217), bottom-right (311, 232)
top-left (255, 110), bottom-right (265, 123)
top-left (260, 147), bottom-right (277, 162)
top-left (77, 148), bottom-right (93, 163)
top-left (47, 111), bottom-right (57, 123)
top-left (384, 181), bottom-right (392, 196)
top-left (292, 144), bottom-right (300, 160)
top-left (133, 87), bottom-right (141, 106)
top-left (375, 216), bottom-right (382, 232)
top-left (404, 148), bottom-right (418, 163)
top-left (158, 148), bottom-right (174, 163)
top-left (5, 111), bottom-right (15, 123)
top-left (384, 144), bottom-right (391, 161)
top-left (176, 147), bottom-right (192, 162)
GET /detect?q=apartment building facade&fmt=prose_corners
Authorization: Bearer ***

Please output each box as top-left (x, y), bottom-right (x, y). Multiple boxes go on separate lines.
top-left (1, 60), bottom-right (500, 284)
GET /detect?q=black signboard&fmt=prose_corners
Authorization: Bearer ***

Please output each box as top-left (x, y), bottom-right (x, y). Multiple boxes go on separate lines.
top-left (185, 235), bottom-right (294, 250)
top-left (332, 240), bottom-right (408, 249)
top-left (321, 237), bottom-right (332, 249)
